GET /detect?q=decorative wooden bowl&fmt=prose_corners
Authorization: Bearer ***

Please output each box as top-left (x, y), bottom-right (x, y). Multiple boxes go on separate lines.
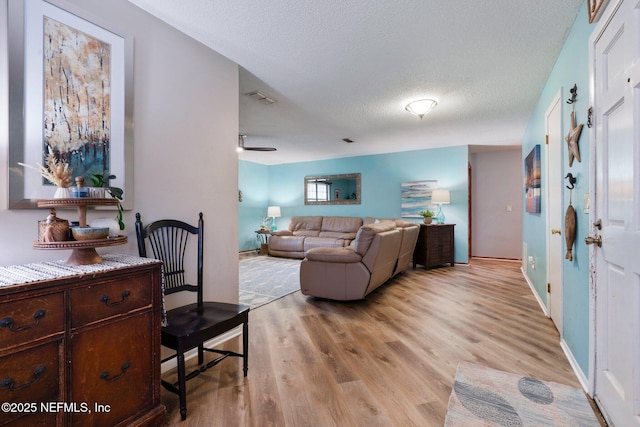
top-left (71, 226), bottom-right (109, 241)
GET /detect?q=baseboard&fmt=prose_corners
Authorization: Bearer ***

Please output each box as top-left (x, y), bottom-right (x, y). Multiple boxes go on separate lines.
top-left (521, 266), bottom-right (549, 317)
top-left (559, 338), bottom-right (590, 394)
top-left (472, 256), bottom-right (522, 262)
top-left (160, 326), bottom-right (243, 373)
top-left (239, 250), bottom-right (258, 257)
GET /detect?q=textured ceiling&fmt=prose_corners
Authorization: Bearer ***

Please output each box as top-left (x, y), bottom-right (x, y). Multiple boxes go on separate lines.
top-left (128, 0), bottom-right (583, 165)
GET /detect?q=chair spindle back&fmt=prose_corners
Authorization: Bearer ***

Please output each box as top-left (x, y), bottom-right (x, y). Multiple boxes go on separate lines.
top-left (135, 213), bottom-right (204, 306)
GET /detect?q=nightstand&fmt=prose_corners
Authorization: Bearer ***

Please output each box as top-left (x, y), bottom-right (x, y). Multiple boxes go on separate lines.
top-left (413, 223), bottom-right (455, 269)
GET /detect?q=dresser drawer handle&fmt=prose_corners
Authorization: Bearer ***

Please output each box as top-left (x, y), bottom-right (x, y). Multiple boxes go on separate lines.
top-left (0, 309), bottom-right (46, 332)
top-left (100, 290), bottom-right (131, 307)
top-left (0, 365), bottom-right (46, 391)
top-left (99, 361), bottom-right (130, 382)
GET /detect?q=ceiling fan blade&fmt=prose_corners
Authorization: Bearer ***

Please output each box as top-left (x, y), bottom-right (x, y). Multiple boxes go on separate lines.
top-left (238, 134), bottom-right (276, 151)
top-left (244, 146), bottom-right (277, 151)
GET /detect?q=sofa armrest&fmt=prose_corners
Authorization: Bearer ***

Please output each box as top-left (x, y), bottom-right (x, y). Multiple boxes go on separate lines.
top-left (305, 247), bottom-right (362, 263)
top-left (271, 230), bottom-right (293, 236)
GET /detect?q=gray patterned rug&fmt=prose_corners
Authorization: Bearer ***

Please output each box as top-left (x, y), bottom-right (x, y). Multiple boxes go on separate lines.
top-left (445, 362), bottom-right (600, 426)
top-left (239, 255), bottom-right (302, 308)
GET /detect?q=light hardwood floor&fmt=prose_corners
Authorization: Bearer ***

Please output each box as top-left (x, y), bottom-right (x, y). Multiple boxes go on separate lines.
top-left (161, 258), bottom-right (605, 426)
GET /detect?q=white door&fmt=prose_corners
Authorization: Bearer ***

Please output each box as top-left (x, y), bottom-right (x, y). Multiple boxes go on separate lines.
top-left (546, 91), bottom-right (564, 334)
top-left (590, 0), bottom-right (640, 425)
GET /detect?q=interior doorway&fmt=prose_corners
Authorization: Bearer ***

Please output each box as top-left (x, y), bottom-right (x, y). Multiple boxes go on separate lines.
top-left (470, 147), bottom-right (522, 260)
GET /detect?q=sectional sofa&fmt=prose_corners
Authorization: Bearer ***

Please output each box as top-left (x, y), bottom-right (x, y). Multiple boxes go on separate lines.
top-left (299, 219), bottom-right (419, 300)
top-left (268, 216), bottom-right (420, 300)
top-left (268, 216), bottom-right (363, 258)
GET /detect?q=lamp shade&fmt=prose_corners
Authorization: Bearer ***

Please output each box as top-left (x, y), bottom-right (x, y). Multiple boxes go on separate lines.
top-left (267, 206), bottom-right (281, 217)
top-left (431, 189), bottom-right (450, 204)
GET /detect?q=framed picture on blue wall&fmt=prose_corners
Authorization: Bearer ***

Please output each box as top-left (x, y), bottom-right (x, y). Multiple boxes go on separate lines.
top-left (401, 180), bottom-right (438, 218)
top-left (524, 145), bottom-right (541, 213)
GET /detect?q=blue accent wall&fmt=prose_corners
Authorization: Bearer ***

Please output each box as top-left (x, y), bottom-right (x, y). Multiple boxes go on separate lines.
top-left (522, 1), bottom-right (591, 374)
top-left (240, 145), bottom-right (469, 262)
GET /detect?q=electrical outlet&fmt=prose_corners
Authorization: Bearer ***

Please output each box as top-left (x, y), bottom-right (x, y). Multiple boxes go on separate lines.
top-left (528, 256), bottom-right (535, 270)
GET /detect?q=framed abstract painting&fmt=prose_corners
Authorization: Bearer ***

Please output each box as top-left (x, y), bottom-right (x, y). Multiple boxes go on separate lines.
top-left (8, 0), bottom-right (134, 209)
top-left (401, 180), bottom-right (438, 218)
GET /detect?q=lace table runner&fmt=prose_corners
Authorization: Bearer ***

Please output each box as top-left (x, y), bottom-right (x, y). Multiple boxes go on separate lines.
top-left (0, 254), bottom-right (167, 326)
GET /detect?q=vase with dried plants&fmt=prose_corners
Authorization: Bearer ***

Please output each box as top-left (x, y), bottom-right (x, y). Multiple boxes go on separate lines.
top-left (18, 147), bottom-right (73, 198)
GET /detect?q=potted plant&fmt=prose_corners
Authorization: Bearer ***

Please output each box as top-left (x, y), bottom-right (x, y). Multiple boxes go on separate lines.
top-left (88, 171), bottom-right (125, 230)
top-left (259, 216), bottom-right (271, 231)
top-left (419, 209), bottom-right (435, 224)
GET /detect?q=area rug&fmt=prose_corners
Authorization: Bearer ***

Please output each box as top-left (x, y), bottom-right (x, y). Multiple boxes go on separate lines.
top-left (239, 256), bottom-right (302, 308)
top-left (444, 362), bottom-right (600, 426)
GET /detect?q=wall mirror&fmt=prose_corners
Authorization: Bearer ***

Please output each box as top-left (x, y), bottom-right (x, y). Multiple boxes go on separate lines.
top-left (304, 173), bottom-right (361, 205)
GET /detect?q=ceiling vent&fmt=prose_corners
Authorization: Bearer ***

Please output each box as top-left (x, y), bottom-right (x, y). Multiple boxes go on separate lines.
top-left (244, 90), bottom-right (277, 105)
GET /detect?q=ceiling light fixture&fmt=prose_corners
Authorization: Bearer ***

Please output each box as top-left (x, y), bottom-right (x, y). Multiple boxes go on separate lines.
top-left (405, 99), bottom-right (438, 119)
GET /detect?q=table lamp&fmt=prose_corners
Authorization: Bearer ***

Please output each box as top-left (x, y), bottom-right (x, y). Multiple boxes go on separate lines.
top-left (267, 206), bottom-right (281, 231)
top-left (431, 189), bottom-right (450, 224)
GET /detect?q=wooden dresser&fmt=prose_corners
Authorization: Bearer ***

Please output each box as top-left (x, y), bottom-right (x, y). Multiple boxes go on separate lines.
top-left (0, 255), bottom-right (165, 426)
top-left (413, 224), bottom-right (455, 270)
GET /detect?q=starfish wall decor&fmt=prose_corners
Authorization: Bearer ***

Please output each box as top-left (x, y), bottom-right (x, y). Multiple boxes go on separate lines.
top-left (566, 111), bottom-right (583, 167)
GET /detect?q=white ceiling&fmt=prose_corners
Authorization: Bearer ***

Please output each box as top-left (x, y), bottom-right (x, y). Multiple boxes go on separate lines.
top-left (128, 0), bottom-right (583, 165)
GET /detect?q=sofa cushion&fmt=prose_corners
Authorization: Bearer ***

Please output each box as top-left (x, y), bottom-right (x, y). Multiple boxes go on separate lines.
top-left (289, 216), bottom-right (323, 232)
top-left (269, 249), bottom-right (306, 259)
top-left (363, 217), bottom-right (383, 225)
top-left (393, 221), bottom-right (420, 276)
top-left (269, 235), bottom-right (305, 252)
top-left (394, 219), bottom-right (417, 228)
top-left (293, 230), bottom-right (321, 237)
top-left (353, 220), bottom-right (397, 255)
top-left (321, 216), bottom-right (363, 233)
top-left (318, 231), bottom-right (357, 241)
top-left (305, 247), bottom-right (362, 263)
top-left (304, 237), bottom-right (344, 252)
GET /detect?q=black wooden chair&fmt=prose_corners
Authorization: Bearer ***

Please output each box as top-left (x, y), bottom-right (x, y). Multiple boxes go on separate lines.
top-left (135, 212), bottom-right (249, 421)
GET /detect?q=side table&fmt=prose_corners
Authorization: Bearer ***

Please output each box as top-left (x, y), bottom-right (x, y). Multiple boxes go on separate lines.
top-left (413, 223), bottom-right (455, 269)
top-left (255, 229), bottom-right (272, 255)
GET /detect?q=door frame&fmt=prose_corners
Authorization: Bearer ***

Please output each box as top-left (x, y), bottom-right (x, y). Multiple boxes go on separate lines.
top-left (545, 89), bottom-right (564, 334)
top-left (468, 161), bottom-right (472, 260)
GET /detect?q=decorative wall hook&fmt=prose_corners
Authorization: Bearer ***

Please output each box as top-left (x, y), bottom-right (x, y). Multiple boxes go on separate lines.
top-left (567, 84), bottom-right (578, 104)
top-left (565, 172), bottom-right (577, 261)
top-left (587, 107), bottom-right (593, 128)
top-left (565, 173), bottom-right (576, 190)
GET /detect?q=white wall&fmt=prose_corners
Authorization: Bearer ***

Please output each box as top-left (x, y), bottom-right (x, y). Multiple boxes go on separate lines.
top-left (0, 0), bottom-right (240, 304)
top-left (471, 148), bottom-right (523, 259)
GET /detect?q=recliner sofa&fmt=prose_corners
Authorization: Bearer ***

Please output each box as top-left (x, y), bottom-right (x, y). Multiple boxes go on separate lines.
top-left (299, 219), bottom-right (420, 300)
top-left (268, 216), bottom-right (363, 258)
